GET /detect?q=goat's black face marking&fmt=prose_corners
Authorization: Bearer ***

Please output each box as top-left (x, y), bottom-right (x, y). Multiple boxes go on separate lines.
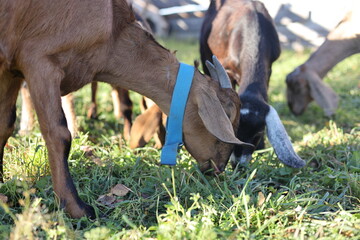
top-left (233, 95), bottom-right (269, 163)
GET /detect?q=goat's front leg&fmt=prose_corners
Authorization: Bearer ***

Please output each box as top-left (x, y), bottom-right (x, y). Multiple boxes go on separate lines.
top-left (26, 66), bottom-right (95, 218)
top-left (0, 73), bottom-right (22, 182)
top-left (111, 87), bottom-right (132, 141)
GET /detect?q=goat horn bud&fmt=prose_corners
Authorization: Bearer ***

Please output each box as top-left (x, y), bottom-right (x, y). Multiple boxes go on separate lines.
top-left (205, 60), bottom-right (219, 83)
top-left (212, 55), bottom-right (232, 89)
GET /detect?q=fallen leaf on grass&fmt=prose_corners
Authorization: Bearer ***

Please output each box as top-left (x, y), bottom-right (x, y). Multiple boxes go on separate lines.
top-left (110, 184), bottom-right (131, 197)
top-left (80, 145), bottom-right (94, 157)
top-left (80, 146), bottom-right (107, 166)
top-left (257, 192), bottom-right (265, 207)
top-left (91, 157), bottom-right (105, 166)
top-left (97, 184), bottom-right (131, 208)
top-left (97, 194), bottom-right (116, 206)
top-left (0, 193), bottom-right (8, 203)
top-left (97, 194), bottom-right (123, 208)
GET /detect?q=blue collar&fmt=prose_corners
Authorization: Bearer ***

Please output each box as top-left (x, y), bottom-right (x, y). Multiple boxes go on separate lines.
top-left (160, 63), bottom-right (195, 165)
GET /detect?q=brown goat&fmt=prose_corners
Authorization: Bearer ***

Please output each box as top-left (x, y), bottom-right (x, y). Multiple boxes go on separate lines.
top-left (200, 0), bottom-right (305, 169)
top-left (0, 0), bottom-right (244, 218)
top-left (286, 9), bottom-right (360, 116)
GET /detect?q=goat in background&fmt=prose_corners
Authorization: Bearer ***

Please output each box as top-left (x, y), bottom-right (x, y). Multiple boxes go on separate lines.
top-left (200, 0), bottom-right (305, 169)
top-left (286, 9), bottom-right (360, 117)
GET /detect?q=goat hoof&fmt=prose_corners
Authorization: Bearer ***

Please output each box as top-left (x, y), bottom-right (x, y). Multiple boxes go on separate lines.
top-left (66, 202), bottom-right (96, 219)
top-left (84, 204), bottom-right (96, 220)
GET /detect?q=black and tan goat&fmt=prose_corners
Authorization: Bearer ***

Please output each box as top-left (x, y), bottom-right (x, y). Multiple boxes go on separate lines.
top-left (286, 9), bottom-right (360, 117)
top-left (0, 0), bottom-right (244, 218)
top-left (200, 0), bottom-right (305, 168)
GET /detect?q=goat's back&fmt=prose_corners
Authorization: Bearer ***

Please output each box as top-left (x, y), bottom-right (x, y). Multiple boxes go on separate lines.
top-left (0, 0), bottom-right (135, 72)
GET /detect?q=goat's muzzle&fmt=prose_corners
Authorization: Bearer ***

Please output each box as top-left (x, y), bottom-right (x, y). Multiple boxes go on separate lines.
top-left (200, 159), bottom-right (226, 175)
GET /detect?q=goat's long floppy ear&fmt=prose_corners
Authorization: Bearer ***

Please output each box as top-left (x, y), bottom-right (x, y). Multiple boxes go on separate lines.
top-left (197, 90), bottom-right (251, 146)
top-left (265, 105), bottom-right (306, 168)
top-left (307, 72), bottom-right (339, 116)
top-left (205, 56), bottom-right (232, 89)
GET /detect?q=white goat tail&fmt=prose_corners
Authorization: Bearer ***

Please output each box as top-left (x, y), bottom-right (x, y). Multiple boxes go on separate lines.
top-left (265, 105), bottom-right (306, 168)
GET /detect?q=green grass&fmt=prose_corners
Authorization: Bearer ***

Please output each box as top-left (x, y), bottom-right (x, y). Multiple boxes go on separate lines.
top-left (1, 38), bottom-right (359, 239)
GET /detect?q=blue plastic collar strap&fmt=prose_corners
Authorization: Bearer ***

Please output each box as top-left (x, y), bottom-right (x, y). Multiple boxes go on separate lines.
top-left (160, 63), bottom-right (195, 165)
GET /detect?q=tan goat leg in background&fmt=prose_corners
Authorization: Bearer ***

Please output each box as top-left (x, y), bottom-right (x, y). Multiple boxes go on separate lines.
top-left (19, 84), bottom-right (35, 135)
top-left (24, 59), bottom-right (94, 218)
top-left (111, 87), bottom-right (133, 141)
top-left (87, 82), bottom-right (133, 141)
top-left (129, 103), bottom-right (165, 149)
top-left (20, 85), bottom-right (77, 137)
top-left (0, 72), bottom-right (22, 182)
top-left (132, 97), bottom-right (166, 149)
top-left (61, 94), bottom-right (77, 137)
top-left (87, 81), bottom-right (98, 119)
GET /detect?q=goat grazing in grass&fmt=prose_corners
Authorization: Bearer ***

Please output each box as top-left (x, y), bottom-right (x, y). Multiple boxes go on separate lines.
top-left (286, 9), bottom-right (360, 117)
top-left (0, 0), bottom-right (244, 218)
top-left (200, 0), bottom-right (305, 169)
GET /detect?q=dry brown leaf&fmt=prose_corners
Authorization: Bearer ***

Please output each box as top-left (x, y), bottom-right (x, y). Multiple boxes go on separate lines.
top-left (97, 194), bottom-right (124, 208)
top-left (257, 192), bottom-right (265, 207)
top-left (91, 157), bottom-right (104, 166)
top-left (80, 145), bottom-right (94, 157)
top-left (0, 193), bottom-right (8, 203)
top-left (110, 184), bottom-right (131, 197)
top-left (97, 194), bottom-right (116, 206)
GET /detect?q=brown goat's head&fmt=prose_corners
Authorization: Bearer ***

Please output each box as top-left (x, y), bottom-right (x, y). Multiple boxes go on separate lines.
top-left (286, 66), bottom-right (313, 115)
top-left (183, 57), bottom-right (249, 174)
top-left (286, 65), bottom-right (339, 116)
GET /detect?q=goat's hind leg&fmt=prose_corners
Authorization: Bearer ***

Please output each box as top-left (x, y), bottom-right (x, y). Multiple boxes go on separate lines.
top-left (87, 82), bottom-right (98, 119)
top-left (112, 87), bottom-right (132, 141)
top-left (24, 62), bottom-right (95, 218)
top-left (0, 72), bottom-right (22, 182)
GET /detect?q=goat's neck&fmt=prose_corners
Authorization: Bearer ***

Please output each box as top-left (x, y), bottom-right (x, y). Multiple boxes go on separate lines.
top-left (238, 59), bottom-right (269, 102)
top-left (99, 25), bottom-right (180, 115)
top-left (305, 37), bottom-right (360, 79)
